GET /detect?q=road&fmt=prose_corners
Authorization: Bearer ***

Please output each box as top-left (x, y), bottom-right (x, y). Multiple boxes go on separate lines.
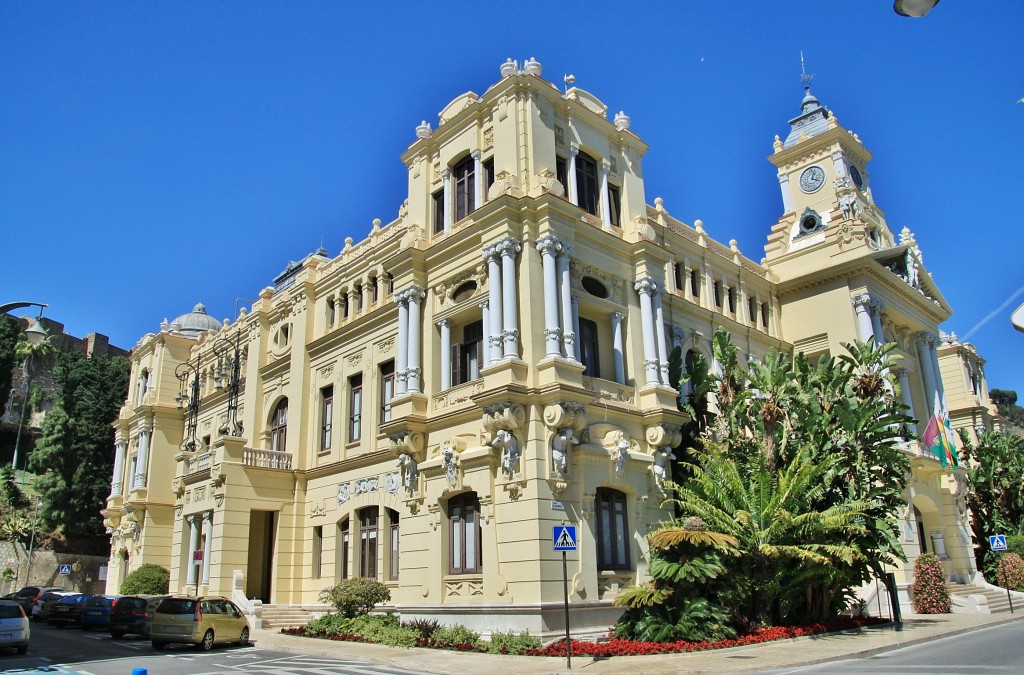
top-left (0, 621), bottom-right (431, 675)
top-left (769, 617), bottom-right (1024, 675)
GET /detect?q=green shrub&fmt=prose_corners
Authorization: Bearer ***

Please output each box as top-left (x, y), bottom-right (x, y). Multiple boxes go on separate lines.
top-left (911, 552), bottom-right (950, 614)
top-left (1006, 535), bottom-right (1024, 557)
top-left (485, 629), bottom-right (541, 654)
top-left (402, 617), bottom-right (441, 640)
top-left (120, 563), bottom-right (170, 595)
top-left (997, 553), bottom-right (1024, 592)
top-left (305, 613), bottom-right (357, 637)
top-left (317, 578), bottom-right (391, 618)
top-left (430, 624), bottom-right (481, 648)
top-left (352, 614), bottom-right (420, 648)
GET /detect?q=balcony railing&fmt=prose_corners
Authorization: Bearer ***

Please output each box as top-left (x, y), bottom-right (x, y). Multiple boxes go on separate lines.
top-left (243, 447), bottom-right (292, 470)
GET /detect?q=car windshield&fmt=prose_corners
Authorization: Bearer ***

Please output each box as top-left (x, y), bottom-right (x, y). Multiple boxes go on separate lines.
top-left (86, 596), bottom-right (110, 607)
top-left (58, 595), bottom-right (83, 604)
top-left (156, 598), bottom-right (197, 615)
top-left (116, 598), bottom-right (147, 610)
top-left (0, 605), bottom-right (22, 619)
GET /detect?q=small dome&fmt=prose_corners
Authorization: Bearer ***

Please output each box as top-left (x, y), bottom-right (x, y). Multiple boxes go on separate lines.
top-left (166, 302), bottom-right (222, 339)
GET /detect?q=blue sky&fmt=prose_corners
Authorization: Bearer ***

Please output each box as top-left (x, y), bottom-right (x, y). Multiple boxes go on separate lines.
top-left (3, 2), bottom-right (1022, 395)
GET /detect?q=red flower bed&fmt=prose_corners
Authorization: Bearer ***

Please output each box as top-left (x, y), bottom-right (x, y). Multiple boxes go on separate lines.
top-left (282, 616), bottom-right (886, 657)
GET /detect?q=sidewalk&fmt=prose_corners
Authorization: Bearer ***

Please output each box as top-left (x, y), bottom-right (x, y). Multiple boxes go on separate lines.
top-left (249, 611), bottom-right (1023, 674)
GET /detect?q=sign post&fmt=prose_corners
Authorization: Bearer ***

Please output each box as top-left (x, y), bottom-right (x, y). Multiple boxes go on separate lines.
top-left (990, 535), bottom-right (1015, 614)
top-left (193, 550), bottom-right (203, 598)
top-left (553, 525), bottom-right (577, 670)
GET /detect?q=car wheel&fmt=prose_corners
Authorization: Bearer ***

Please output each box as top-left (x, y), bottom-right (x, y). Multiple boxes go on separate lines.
top-left (239, 627), bottom-right (249, 646)
top-left (200, 629), bottom-right (215, 651)
top-left (111, 630), bottom-right (125, 639)
top-left (16, 646), bottom-right (27, 655)
top-left (152, 640), bottom-right (167, 650)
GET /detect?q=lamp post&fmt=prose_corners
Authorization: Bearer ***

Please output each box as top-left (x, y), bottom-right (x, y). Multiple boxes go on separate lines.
top-left (212, 331), bottom-right (244, 437)
top-left (23, 497), bottom-right (42, 586)
top-left (6, 303), bottom-right (50, 471)
top-left (175, 356), bottom-right (202, 452)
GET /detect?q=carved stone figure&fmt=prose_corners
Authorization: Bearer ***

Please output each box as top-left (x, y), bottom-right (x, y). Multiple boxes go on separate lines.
top-left (397, 453), bottom-right (419, 491)
top-left (651, 446), bottom-right (676, 494)
top-left (614, 438), bottom-right (629, 477)
top-left (492, 429), bottom-right (520, 478)
top-left (442, 441), bottom-right (459, 487)
top-left (551, 426), bottom-right (578, 474)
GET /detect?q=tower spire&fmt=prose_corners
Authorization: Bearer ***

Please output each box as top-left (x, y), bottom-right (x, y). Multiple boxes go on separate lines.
top-left (800, 51), bottom-right (814, 93)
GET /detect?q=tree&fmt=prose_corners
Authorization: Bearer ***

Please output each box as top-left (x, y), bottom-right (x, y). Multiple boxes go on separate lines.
top-left (0, 315), bottom-right (20, 420)
top-left (27, 349), bottom-right (129, 552)
top-left (121, 563), bottom-right (170, 594)
top-left (989, 389), bottom-right (1024, 430)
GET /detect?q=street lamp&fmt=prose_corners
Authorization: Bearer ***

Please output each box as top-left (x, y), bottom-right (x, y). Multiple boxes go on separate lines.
top-left (175, 356), bottom-right (202, 453)
top-left (23, 497), bottom-right (42, 587)
top-left (6, 303), bottom-right (50, 471)
top-left (894, 0), bottom-right (939, 17)
top-left (212, 332), bottom-right (244, 437)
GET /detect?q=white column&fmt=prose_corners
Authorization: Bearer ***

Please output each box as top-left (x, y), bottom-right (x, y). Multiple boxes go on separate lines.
top-left (571, 297), bottom-right (581, 361)
top-left (442, 169), bottom-right (452, 234)
top-left (567, 145), bottom-right (579, 207)
top-left (599, 159), bottom-right (612, 230)
top-left (610, 312), bottom-right (625, 385)
top-left (201, 511), bottom-right (212, 584)
top-left (916, 332), bottom-right (938, 417)
top-left (635, 278), bottom-right (660, 385)
top-left (485, 246), bottom-right (503, 363)
top-left (852, 294), bottom-right (875, 343)
top-left (439, 319), bottom-right (452, 390)
top-left (186, 515), bottom-right (200, 585)
top-left (500, 238), bottom-right (521, 358)
top-left (653, 291), bottom-right (669, 385)
top-left (870, 300), bottom-right (886, 346)
top-left (395, 292), bottom-right (409, 395)
top-left (558, 243), bottom-right (575, 359)
top-left (472, 150), bottom-right (483, 210)
top-left (407, 286), bottom-right (425, 392)
top-left (133, 425), bottom-right (150, 489)
top-left (896, 368), bottom-right (918, 435)
top-left (111, 435), bottom-right (127, 497)
top-left (537, 236), bottom-right (562, 357)
top-left (479, 300), bottom-right (490, 367)
top-left (778, 174), bottom-right (793, 213)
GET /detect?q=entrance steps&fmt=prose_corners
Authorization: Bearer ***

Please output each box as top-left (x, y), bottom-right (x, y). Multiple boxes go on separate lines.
top-left (947, 582), bottom-right (1017, 614)
top-left (259, 604), bottom-right (327, 629)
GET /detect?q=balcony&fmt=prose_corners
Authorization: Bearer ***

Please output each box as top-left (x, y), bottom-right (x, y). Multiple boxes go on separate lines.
top-left (182, 451), bottom-right (212, 485)
top-left (243, 447), bottom-right (292, 470)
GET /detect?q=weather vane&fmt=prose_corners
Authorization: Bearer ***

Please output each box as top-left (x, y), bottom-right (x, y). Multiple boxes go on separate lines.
top-left (800, 51), bottom-right (814, 92)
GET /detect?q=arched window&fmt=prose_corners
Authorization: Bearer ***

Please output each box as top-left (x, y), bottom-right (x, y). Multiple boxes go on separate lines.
top-left (338, 517), bottom-right (350, 580)
top-left (270, 399), bottom-right (288, 452)
top-left (453, 155), bottom-right (476, 221)
top-left (386, 508), bottom-right (400, 581)
top-left (575, 151), bottom-right (599, 216)
top-left (595, 488), bottom-right (630, 570)
top-left (448, 492), bottom-right (482, 574)
top-left (685, 349), bottom-right (699, 396)
top-left (358, 506), bottom-right (378, 579)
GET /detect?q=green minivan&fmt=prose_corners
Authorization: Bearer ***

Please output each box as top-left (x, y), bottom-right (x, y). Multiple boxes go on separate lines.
top-left (149, 596), bottom-right (249, 651)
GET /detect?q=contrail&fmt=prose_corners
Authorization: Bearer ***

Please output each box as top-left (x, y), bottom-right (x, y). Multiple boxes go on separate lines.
top-left (963, 286), bottom-right (1024, 340)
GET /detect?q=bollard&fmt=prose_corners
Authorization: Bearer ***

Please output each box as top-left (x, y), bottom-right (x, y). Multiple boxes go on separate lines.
top-left (132, 668), bottom-right (148, 675)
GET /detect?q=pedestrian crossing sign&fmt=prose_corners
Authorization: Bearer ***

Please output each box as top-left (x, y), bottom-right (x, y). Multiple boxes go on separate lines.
top-left (59, 564), bottom-right (71, 575)
top-left (990, 535), bottom-right (1008, 551)
top-left (553, 525), bottom-right (577, 551)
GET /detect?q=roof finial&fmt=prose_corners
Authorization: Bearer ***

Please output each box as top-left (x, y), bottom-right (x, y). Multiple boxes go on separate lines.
top-left (800, 51), bottom-right (814, 93)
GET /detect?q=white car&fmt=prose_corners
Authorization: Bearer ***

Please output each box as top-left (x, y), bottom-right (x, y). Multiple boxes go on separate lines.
top-left (0, 600), bottom-right (30, 654)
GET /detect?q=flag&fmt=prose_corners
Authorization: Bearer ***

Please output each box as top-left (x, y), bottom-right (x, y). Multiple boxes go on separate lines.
top-left (921, 391), bottom-right (959, 468)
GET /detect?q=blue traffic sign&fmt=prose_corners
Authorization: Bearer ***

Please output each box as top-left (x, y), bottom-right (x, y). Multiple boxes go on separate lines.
top-left (990, 535), bottom-right (1008, 551)
top-left (553, 525), bottom-right (577, 551)
top-left (59, 564), bottom-right (72, 575)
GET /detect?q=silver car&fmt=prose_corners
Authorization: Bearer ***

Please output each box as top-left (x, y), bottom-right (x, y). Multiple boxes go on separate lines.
top-left (0, 600), bottom-right (30, 654)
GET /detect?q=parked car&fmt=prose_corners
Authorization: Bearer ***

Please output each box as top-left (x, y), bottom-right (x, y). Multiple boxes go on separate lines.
top-left (13, 586), bottom-right (62, 615)
top-left (33, 590), bottom-right (76, 622)
top-left (80, 595), bottom-right (121, 630)
top-left (150, 596), bottom-right (249, 651)
top-left (0, 600), bottom-right (30, 654)
top-left (47, 594), bottom-right (92, 627)
top-left (109, 594), bottom-right (167, 639)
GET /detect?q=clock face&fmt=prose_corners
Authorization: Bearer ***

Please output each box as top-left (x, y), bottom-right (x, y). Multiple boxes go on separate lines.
top-left (850, 165), bottom-right (864, 189)
top-left (799, 166), bottom-right (826, 193)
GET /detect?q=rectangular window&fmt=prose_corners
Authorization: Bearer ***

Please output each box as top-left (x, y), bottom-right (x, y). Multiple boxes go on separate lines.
top-left (320, 386), bottom-right (333, 452)
top-left (690, 269), bottom-right (700, 298)
top-left (727, 286), bottom-right (736, 314)
top-left (433, 190), bottom-right (444, 234)
top-left (359, 507), bottom-right (378, 579)
top-left (326, 297), bottom-right (336, 327)
top-left (339, 519), bottom-right (350, 580)
top-left (576, 153), bottom-right (599, 216)
top-left (387, 508), bottom-right (400, 581)
top-left (454, 156), bottom-right (475, 221)
top-left (348, 374), bottom-right (363, 443)
top-left (355, 284), bottom-right (363, 312)
top-left (748, 297), bottom-right (757, 324)
top-left (713, 281), bottom-right (722, 309)
top-left (608, 184), bottom-right (621, 227)
top-left (449, 492), bottom-right (482, 575)
top-left (579, 318), bottom-right (600, 378)
top-left (596, 488), bottom-right (630, 570)
top-left (483, 158), bottom-right (495, 195)
top-left (556, 157), bottom-right (568, 196)
top-left (761, 302), bottom-right (770, 328)
top-left (673, 263), bottom-right (683, 292)
top-left (313, 526), bottom-right (323, 579)
top-left (370, 277), bottom-right (379, 305)
top-left (379, 360), bottom-right (395, 424)
top-left (452, 320), bottom-right (483, 386)
top-left (341, 294), bottom-right (349, 319)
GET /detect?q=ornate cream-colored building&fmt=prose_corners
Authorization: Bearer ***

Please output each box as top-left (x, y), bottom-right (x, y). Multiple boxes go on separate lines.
top-left (102, 58), bottom-right (997, 631)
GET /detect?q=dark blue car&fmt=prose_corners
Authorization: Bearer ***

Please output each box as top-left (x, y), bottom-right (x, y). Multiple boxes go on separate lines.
top-left (108, 595), bottom-right (167, 639)
top-left (80, 595), bottom-right (121, 630)
top-left (47, 594), bottom-right (90, 627)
